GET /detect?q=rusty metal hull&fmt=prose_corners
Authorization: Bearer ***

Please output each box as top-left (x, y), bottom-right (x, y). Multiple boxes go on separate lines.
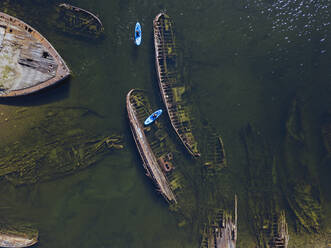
top-left (0, 12), bottom-right (70, 97)
top-left (126, 89), bottom-right (176, 203)
top-left (153, 13), bottom-right (200, 158)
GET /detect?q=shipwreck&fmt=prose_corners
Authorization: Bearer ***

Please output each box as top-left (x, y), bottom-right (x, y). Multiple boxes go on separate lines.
top-left (126, 89), bottom-right (183, 203)
top-left (153, 13), bottom-right (200, 158)
top-left (200, 195), bottom-right (238, 248)
top-left (0, 225), bottom-right (38, 248)
top-left (55, 3), bottom-right (104, 38)
top-left (0, 12), bottom-right (70, 97)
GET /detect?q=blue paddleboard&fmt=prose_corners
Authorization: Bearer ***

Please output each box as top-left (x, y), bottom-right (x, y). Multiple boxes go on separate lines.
top-left (135, 22), bottom-right (142, 46)
top-left (144, 109), bottom-right (162, 126)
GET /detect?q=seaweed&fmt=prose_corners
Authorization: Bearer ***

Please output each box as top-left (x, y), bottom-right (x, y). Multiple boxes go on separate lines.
top-left (54, 3), bottom-right (104, 39)
top-left (240, 124), bottom-right (289, 248)
top-left (0, 106), bottom-right (123, 185)
top-left (279, 98), bottom-right (322, 233)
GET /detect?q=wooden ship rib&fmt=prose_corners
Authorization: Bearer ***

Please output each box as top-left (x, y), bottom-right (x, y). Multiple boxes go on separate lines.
top-left (268, 211), bottom-right (289, 248)
top-left (200, 195), bottom-right (238, 248)
top-left (0, 12), bottom-right (70, 97)
top-left (153, 13), bottom-right (200, 158)
top-left (202, 131), bottom-right (227, 176)
top-left (126, 89), bottom-right (177, 203)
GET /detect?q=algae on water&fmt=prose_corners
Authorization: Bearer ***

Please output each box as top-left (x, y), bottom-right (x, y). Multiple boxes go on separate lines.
top-left (0, 106), bottom-right (123, 186)
top-left (279, 97), bottom-right (322, 234)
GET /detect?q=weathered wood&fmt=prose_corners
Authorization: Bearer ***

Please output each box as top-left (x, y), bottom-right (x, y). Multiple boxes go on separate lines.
top-left (0, 12), bottom-right (70, 97)
top-left (153, 13), bottom-right (200, 158)
top-left (126, 89), bottom-right (177, 203)
top-left (269, 211), bottom-right (289, 248)
top-left (0, 229), bottom-right (38, 248)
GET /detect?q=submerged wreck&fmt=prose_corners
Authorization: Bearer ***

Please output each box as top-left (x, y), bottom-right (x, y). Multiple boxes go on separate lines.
top-left (0, 12), bottom-right (70, 97)
top-left (153, 13), bottom-right (200, 158)
top-left (268, 211), bottom-right (289, 248)
top-left (127, 89), bottom-right (181, 203)
top-left (200, 196), bottom-right (238, 248)
top-left (201, 129), bottom-right (227, 177)
top-left (55, 3), bottom-right (104, 38)
top-left (241, 124), bottom-right (290, 248)
top-left (0, 106), bottom-right (123, 185)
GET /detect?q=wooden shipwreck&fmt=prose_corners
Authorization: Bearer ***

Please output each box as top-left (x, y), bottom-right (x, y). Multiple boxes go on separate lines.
top-left (268, 211), bottom-right (289, 248)
top-left (55, 3), bottom-right (104, 38)
top-left (126, 89), bottom-right (177, 203)
top-left (153, 13), bottom-right (200, 158)
top-left (0, 12), bottom-right (70, 97)
top-left (0, 228), bottom-right (38, 248)
top-left (200, 195), bottom-right (238, 248)
top-left (202, 131), bottom-right (227, 176)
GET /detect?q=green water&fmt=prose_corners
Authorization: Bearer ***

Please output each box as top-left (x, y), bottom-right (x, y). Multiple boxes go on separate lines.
top-left (0, 0), bottom-right (330, 247)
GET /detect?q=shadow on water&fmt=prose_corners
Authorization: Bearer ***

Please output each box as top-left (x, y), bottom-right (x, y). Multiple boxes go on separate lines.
top-left (131, 43), bottom-right (139, 60)
top-left (0, 78), bottom-right (71, 106)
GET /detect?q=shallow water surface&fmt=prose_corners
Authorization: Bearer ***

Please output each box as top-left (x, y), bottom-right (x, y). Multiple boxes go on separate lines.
top-left (0, 0), bottom-right (330, 247)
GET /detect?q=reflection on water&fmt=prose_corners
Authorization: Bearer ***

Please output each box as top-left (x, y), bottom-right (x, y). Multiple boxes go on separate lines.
top-left (0, 0), bottom-right (330, 247)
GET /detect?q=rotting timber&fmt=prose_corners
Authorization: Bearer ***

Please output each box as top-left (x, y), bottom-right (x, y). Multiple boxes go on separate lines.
top-left (200, 126), bottom-right (227, 177)
top-left (126, 89), bottom-right (177, 203)
top-left (153, 13), bottom-right (200, 158)
top-left (0, 12), bottom-right (70, 97)
top-left (55, 3), bottom-right (104, 38)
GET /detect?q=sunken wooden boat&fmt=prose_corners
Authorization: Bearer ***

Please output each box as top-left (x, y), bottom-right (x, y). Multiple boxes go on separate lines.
top-left (56, 3), bottom-right (104, 38)
top-left (126, 89), bottom-right (177, 203)
top-left (0, 229), bottom-right (38, 248)
top-left (202, 133), bottom-right (227, 174)
top-left (268, 211), bottom-right (289, 248)
top-left (153, 13), bottom-right (200, 158)
top-left (200, 195), bottom-right (238, 248)
top-left (0, 12), bottom-right (70, 97)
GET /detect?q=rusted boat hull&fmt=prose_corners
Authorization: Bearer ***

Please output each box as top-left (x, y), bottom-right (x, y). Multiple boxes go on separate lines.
top-left (0, 12), bottom-right (70, 97)
top-left (153, 13), bottom-right (200, 158)
top-left (126, 89), bottom-right (176, 203)
top-left (0, 233), bottom-right (37, 248)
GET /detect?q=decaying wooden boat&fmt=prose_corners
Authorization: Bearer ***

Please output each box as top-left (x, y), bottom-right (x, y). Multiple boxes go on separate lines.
top-left (200, 195), bottom-right (237, 248)
top-left (202, 131), bottom-right (227, 176)
top-left (268, 211), bottom-right (289, 248)
top-left (0, 12), bottom-right (70, 97)
top-left (55, 3), bottom-right (104, 38)
top-left (126, 89), bottom-right (179, 203)
top-left (153, 13), bottom-right (200, 158)
top-left (0, 225), bottom-right (38, 248)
